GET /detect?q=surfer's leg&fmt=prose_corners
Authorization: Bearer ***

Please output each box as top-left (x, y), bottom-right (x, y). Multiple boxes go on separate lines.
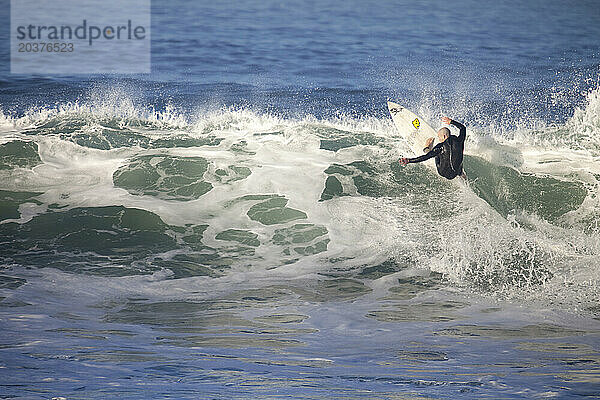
top-left (423, 137), bottom-right (435, 153)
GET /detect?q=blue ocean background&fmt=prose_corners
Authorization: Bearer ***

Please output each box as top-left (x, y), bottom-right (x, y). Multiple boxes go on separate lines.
top-left (1, 0), bottom-right (600, 398)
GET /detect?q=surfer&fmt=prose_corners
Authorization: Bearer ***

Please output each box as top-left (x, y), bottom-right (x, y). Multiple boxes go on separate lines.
top-left (399, 117), bottom-right (467, 180)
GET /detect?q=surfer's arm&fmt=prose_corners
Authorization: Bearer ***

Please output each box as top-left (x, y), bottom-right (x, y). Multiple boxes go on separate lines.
top-left (405, 144), bottom-right (442, 164)
top-left (450, 119), bottom-right (466, 142)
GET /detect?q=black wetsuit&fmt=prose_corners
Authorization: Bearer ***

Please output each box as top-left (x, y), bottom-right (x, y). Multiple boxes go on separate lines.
top-left (407, 120), bottom-right (466, 180)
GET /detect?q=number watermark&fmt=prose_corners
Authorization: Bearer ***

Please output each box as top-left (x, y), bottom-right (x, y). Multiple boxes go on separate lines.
top-left (11, 0), bottom-right (150, 74)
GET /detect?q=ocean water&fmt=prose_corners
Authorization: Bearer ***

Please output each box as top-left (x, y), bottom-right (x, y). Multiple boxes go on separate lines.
top-left (1, 0), bottom-right (600, 398)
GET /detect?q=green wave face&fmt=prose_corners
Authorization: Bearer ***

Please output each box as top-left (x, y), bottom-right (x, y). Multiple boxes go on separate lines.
top-left (113, 155), bottom-right (213, 200)
top-left (0, 205), bottom-right (179, 276)
top-left (0, 140), bottom-right (41, 170)
top-left (464, 155), bottom-right (588, 222)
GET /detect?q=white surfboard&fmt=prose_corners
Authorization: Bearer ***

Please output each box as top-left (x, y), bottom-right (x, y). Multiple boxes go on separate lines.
top-left (387, 101), bottom-right (437, 159)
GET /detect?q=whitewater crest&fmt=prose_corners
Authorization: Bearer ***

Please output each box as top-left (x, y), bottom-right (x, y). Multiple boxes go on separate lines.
top-left (567, 87), bottom-right (600, 150)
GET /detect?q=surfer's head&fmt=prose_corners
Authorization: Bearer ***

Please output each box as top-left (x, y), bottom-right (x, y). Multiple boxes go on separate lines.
top-left (437, 127), bottom-right (450, 142)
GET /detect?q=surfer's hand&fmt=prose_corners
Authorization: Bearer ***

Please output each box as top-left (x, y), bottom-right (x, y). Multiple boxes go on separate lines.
top-left (441, 116), bottom-right (451, 125)
top-left (399, 157), bottom-right (409, 166)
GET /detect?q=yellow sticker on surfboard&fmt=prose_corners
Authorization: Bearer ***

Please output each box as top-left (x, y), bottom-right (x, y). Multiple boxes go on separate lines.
top-left (412, 118), bottom-right (420, 129)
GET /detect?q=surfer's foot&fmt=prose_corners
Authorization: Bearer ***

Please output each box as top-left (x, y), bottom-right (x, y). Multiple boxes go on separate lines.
top-left (423, 137), bottom-right (435, 153)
